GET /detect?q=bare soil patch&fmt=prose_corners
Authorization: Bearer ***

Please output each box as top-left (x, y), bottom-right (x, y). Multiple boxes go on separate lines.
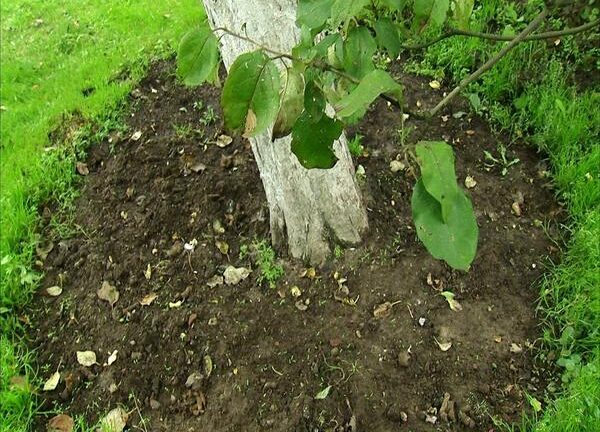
top-left (30, 60), bottom-right (561, 431)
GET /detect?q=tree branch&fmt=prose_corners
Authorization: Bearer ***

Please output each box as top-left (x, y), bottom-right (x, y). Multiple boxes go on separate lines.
top-left (403, 18), bottom-right (599, 50)
top-left (214, 28), bottom-right (423, 119)
top-left (429, 9), bottom-right (550, 117)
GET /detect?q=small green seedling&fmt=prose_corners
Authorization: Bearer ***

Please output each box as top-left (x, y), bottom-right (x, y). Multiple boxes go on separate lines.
top-left (483, 144), bottom-right (520, 176)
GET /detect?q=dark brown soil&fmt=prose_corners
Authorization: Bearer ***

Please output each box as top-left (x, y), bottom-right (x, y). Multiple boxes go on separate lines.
top-left (29, 60), bottom-right (562, 432)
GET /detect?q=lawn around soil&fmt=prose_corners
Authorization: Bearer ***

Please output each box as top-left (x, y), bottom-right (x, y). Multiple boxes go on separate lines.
top-left (1, 1), bottom-right (599, 431)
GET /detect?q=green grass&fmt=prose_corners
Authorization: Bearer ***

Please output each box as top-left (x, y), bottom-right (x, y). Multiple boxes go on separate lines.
top-left (404, 1), bottom-right (599, 430)
top-left (1, 0), bottom-right (598, 430)
top-left (0, 1), bottom-right (204, 430)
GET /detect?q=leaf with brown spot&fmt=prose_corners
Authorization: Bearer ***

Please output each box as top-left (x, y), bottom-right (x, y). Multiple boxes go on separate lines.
top-left (97, 281), bottom-right (119, 306)
top-left (242, 109), bottom-right (257, 138)
top-left (47, 414), bottom-right (74, 432)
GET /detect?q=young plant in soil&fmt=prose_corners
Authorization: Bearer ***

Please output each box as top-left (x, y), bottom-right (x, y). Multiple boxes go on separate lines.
top-left (178, 0), bottom-right (597, 269)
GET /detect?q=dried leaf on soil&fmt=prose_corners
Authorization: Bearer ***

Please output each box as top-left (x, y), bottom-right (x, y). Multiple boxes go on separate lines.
top-left (315, 385), bottom-right (332, 400)
top-left (43, 371), bottom-right (60, 391)
top-left (76, 161), bottom-right (89, 176)
top-left (216, 134), bottom-right (233, 148)
top-left (144, 264), bottom-right (152, 280)
top-left (300, 267), bottom-right (316, 279)
top-left (434, 338), bottom-right (452, 352)
top-left (140, 292), bottom-right (158, 306)
top-left (76, 350), bottom-right (97, 367)
top-left (510, 343), bottom-right (523, 354)
top-left (295, 300), bottom-right (309, 311)
top-left (390, 160), bottom-right (405, 173)
top-left (46, 286), bottom-right (63, 297)
top-left (106, 350), bottom-right (118, 366)
top-left (464, 175), bottom-right (477, 189)
top-left (441, 291), bottom-right (463, 312)
top-left (131, 131), bottom-right (142, 141)
top-left (290, 286), bottom-right (302, 298)
top-left (47, 414), bottom-right (74, 432)
top-left (169, 300), bottom-right (183, 309)
top-left (203, 355), bottom-right (213, 377)
top-left (206, 275), bottom-right (224, 288)
top-left (212, 220), bottom-right (225, 234)
top-left (429, 80), bottom-right (441, 89)
top-left (223, 266), bottom-right (252, 285)
top-left (373, 301), bottom-right (401, 318)
top-left (36, 241), bottom-right (54, 260)
top-left (97, 407), bottom-right (128, 432)
top-left (215, 240), bottom-right (229, 255)
top-left (97, 281), bottom-right (119, 306)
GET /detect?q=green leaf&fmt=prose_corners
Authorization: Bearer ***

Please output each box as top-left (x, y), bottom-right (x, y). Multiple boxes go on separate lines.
top-left (374, 18), bottom-right (402, 59)
top-left (335, 70), bottom-right (402, 121)
top-left (413, 0), bottom-right (450, 28)
top-left (177, 27), bottom-right (219, 86)
top-left (297, 0), bottom-right (334, 30)
top-left (379, 0), bottom-right (406, 11)
top-left (291, 112), bottom-right (343, 169)
top-left (273, 69), bottom-right (305, 140)
top-left (304, 79), bottom-right (326, 122)
top-left (453, 0), bottom-right (474, 31)
top-left (343, 27), bottom-right (377, 79)
top-left (415, 141), bottom-right (458, 222)
top-left (330, 0), bottom-right (370, 28)
top-left (221, 50), bottom-right (281, 137)
top-left (314, 385), bottom-right (332, 400)
top-left (411, 179), bottom-right (478, 270)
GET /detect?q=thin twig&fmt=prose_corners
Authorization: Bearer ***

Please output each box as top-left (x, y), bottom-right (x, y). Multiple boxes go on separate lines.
top-left (214, 28), bottom-right (424, 119)
top-left (429, 9), bottom-right (550, 117)
top-left (213, 27), bottom-right (294, 60)
top-left (403, 18), bottom-right (599, 50)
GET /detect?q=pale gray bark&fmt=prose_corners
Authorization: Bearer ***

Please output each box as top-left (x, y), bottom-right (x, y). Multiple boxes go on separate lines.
top-left (202, 0), bottom-right (368, 264)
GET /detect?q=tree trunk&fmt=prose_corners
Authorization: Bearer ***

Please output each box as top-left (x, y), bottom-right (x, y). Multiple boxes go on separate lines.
top-left (202, 0), bottom-right (368, 264)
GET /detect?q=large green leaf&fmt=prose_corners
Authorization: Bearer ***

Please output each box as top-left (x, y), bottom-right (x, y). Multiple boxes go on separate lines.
top-left (177, 27), bottom-right (219, 86)
top-left (412, 179), bottom-right (478, 270)
top-left (335, 70), bottom-right (402, 121)
top-left (273, 69), bottom-right (305, 140)
top-left (221, 50), bottom-right (281, 137)
top-left (291, 112), bottom-right (343, 169)
top-left (453, 0), bottom-right (474, 30)
top-left (415, 141), bottom-right (458, 222)
top-left (413, 0), bottom-right (450, 28)
top-left (297, 0), bottom-right (334, 30)
top-left (379, 0), bottom-right (407, 11)
top-left (304, 79), bottom-right (326, 122)
top-left (343, 27), bottom-right (377, 79)
top-left (374, 18), bottom-right (402, 59)
top-left (330, 0), bottom-right (370, 28)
